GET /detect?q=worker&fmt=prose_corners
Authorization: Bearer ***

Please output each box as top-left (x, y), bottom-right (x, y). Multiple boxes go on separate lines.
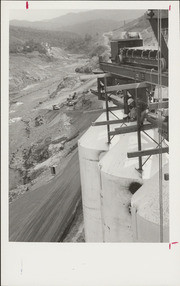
top-left (123, 98), bottom-right (137, 121)
top-left (116, 90), bottom-right (124, 97)
top-left (160, 108), bottom-right (169, 140)
top-left (128, 98), bottom-right (137, 121)
top-left (124, 32), bottom-right (130, 39)
top-left (99, 80), bottom-right (105, 93)
top-left (138, 100), bottom-right (149, 124)
top-left (118, 49), bottom-right (124, 63)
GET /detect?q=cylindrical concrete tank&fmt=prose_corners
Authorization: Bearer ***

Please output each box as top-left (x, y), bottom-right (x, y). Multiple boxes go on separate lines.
top-left (131, 163), bottom-right (169, 242)
top-left (78, 110), bottom-right (123, 242)
top-left (100, 128), bottom-right (168, 242)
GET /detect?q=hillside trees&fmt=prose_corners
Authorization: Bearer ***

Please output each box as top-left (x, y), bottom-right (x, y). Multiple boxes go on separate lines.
top-left (9, 26), bottom-right (98, 55)
top-left (9, 26), bottom-right (83, 53)
top-left (9, 39), bottom-right (48, 54)
top-left (23, 40), bottom-right (48, 53)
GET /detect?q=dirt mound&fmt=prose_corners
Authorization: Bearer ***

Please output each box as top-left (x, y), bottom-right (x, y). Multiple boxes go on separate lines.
top-left (58, 76), bottom-right (78, 89)
top-left (49, 47), bottom-right (70, 59)
top-left (75, 56), bottom-right (100, 74)
top-left (50, 76), bottom-right (80, 98)
top-left (75, 66), bottom-right (92, 74)
top-left (9, 47), bottom-right (72, 95)
top-left (9, 54), bottom-right (52, 93)
top-left (23, 140), bottom-right (51, 169)
top-left (89, 44), bottom-right (109, 58)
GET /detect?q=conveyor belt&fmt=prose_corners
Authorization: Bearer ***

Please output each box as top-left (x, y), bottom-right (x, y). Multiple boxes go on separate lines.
top-left (99, 62), bottom-right (168, 87)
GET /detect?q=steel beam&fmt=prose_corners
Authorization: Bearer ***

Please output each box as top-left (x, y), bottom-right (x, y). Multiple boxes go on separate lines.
top-left (108, 94), bottom-right (124, 107)
top-left (136, 88), bottom-right (145, 170)
top-left (104, 76), bottom-right (111, 144)
top-left (109, 123), bottom-right (156, 136)
top-left (90, 89), bottom-right (99, 96)
top-left (92, 92), bottom-right (125, 108)
top-left (107, 106), bottom-right (124, 111)
top-left (106, 82), bottom-right (149, 93)
top-left (83, 106), bottom-right (123, 114)
top-left (90, 92), bottom-right (169, 111)
top-left (99, 62), bottom-right (168, 87)
top-left (147, 115), bottom-right (168, 132)
top-left (127, 146), bottom-right (169, 158)
top-left (92, 119), bottom-right (125, 126)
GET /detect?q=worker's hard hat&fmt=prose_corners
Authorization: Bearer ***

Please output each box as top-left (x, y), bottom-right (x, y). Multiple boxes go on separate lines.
top-left (128, 98), bottom-right (134, 105)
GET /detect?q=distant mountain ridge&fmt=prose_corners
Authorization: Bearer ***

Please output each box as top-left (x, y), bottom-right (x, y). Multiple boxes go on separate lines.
top-left (10, 9), bottom-right (146, 36)
top-left (10, 10), bottom-right (151, 56)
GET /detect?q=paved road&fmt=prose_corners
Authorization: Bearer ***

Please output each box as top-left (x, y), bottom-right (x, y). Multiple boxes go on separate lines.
top-left (9, 151), bottom-right (81, 242)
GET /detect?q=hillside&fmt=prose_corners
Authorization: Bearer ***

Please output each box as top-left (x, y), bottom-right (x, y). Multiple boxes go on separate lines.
top-left (57, 18), bottom-right (125, 37)
top-left (9, 9), bottom-right (148, 57)
top-left (10, 9), bottom-right (145, 35)
top-left (111, 14), bottom-right (157, 46)
top-left (48, 9), bottom-right (145, 26)
top-left (9, 26), bottom-right (82, 52)
top-left (10, 19), bottom-right (124, 37)
top-left (9, 11), bottom-right (158, 94)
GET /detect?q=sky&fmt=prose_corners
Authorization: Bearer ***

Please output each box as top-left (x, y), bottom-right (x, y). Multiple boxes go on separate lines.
top-left (10, 9), bottom-right (88, 22)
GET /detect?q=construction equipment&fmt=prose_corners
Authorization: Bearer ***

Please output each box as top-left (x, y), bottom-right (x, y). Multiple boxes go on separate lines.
top-left (66, 93), bottom-right (78, 106)
top-left (91, 9), bottom-right (169, 164)
top-left (110, 31), bottom-right (166, 71)
top-left (91, 9), bottom-right (169, 242)
top-left (53, 104), bottom-right (60, 110)
top-left (91, 11), bottom-right (168, 99)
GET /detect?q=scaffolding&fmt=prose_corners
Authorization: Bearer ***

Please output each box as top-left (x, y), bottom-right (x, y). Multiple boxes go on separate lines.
top-left (91, 9), bottom-right (169, 242)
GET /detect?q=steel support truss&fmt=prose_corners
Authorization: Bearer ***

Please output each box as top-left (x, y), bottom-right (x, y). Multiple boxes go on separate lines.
top-left (91, 79), bottom-right (169, 172)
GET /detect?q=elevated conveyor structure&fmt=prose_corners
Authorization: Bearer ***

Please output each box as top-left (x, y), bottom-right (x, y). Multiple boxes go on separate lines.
top-left (78, 9), bottom-right (169, 242)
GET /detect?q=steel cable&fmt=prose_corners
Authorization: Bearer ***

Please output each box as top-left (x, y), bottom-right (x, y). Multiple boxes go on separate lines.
top-left (158, 9), bottom-right (164, 243)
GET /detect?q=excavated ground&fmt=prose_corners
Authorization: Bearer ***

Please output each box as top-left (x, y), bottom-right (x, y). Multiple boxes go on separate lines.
top-left (9, 49), bottom-right (104, 242)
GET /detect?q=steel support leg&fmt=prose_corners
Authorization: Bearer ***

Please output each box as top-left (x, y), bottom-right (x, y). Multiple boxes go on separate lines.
top-left (104, 76), bottom-right (111, 144)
